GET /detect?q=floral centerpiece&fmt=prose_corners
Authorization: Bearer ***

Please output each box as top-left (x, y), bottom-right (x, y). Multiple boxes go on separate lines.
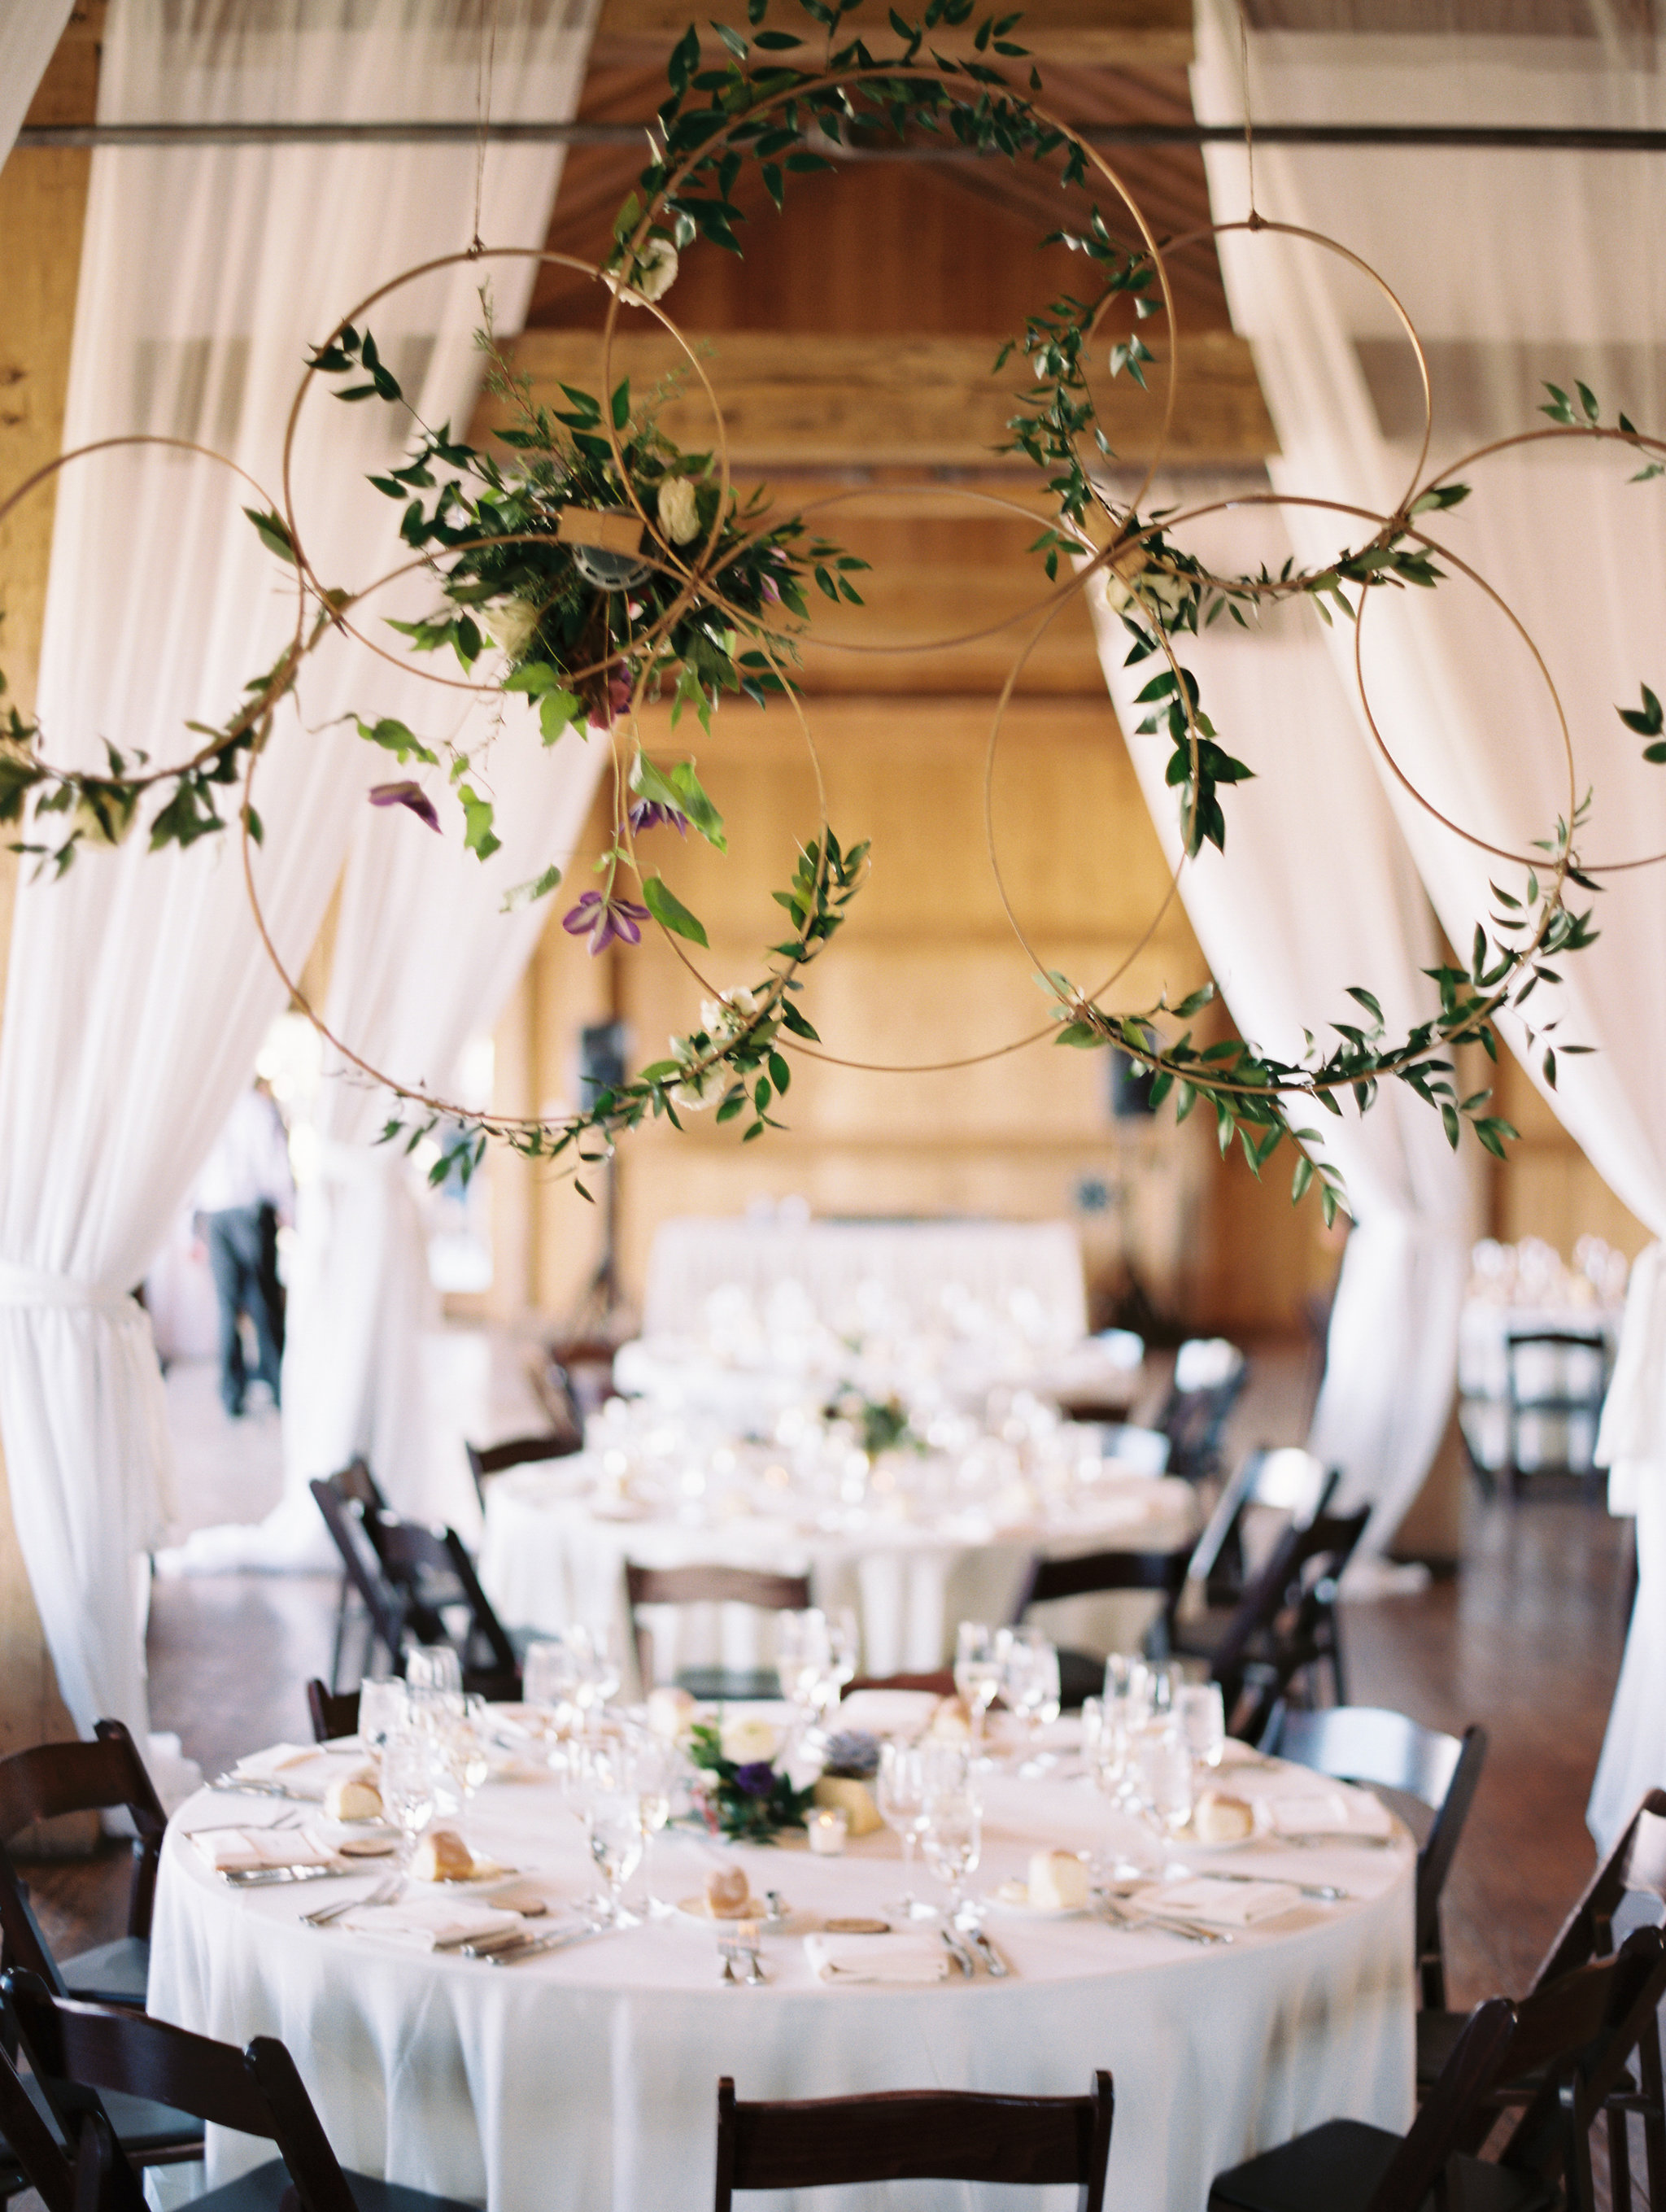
top-left (823, 1386), bottom-right (920, 1459)
top-left (688, 1715), bottom-right (813, 1844)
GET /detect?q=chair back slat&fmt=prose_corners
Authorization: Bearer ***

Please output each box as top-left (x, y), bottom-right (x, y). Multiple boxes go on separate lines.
top-left (465, 1430), bottom-right (577, 1509)
top-left (310, 1480), bottom-right (407, 1660)
top-left (306, 1681), bottom-right (361, 1745)
top-left (1209, 1503), bottom-right (1369, 1685)
top-left (626, 1564), bottom-right (812, 1691)
top-left (0, 1722), bottom-right (165, 1943)
top-left (373, 1514), bottom-right (520, 1685)
top-left (714, 2073), bottom-right (1113, 2212)
top-left (1018, 1547), bottom-right (1188, 1616)
top-left (0, 2028), bottom-right (76, 2212)
top-left (1498, 1929), bottom-right (1666, 2188)
top-left (1532, 1789), bottom-right (1666, 1989)
top-left (1361, 1998), bottom-right (1519, 2212)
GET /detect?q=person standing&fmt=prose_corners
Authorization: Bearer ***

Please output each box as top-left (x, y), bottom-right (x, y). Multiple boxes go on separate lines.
top-left (194, 1083), bottom-right (294, 1418)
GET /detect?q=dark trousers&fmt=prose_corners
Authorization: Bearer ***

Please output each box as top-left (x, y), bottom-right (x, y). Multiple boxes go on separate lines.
top-left (203, 1202), bottom-right (284, 1415)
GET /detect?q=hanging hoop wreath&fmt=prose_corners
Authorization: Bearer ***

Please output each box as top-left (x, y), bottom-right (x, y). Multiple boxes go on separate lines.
top-left (3, 0), bottom-right (1664, 1216)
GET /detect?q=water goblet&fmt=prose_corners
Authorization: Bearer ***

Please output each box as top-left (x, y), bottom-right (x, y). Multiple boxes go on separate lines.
top-left (1176, 1682), bottom-right (1226, 1774)
top-left (998, 1625), bottom-right (1062, 1771)
top-left (876, 1741), bottom-right (931, 1918)
top-left (584, 1789), bottom-right (645, 1926)
top-left (953, 1622), bottom-right (1003, 1765)
top-left (380, 1729), bottom-right (435, 1885)
top-left (626, 1728), bottom-right (678, 1916)
top-left (918, 1787), bottom-right (982, 1921)
top-left (358, 1677), bottom-right (408, 1782)
top-left (1131, 1725), bottom-right (1194, 1874)
top-left (406, 1644), bottom-right (463, 1697)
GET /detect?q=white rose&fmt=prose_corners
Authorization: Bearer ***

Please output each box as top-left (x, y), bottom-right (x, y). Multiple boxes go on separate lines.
top-left (486, 597), bottom-right (540, 661)
top-left (669, 1063), bottom-right (723, 1112)
top-left (699, 987), bottom-right (757, 1041)
top-left (604, 238), bottom-right (679, 308)
top-left (719, 1713), bottom-right (780, 1765)
top-left (657, 476), bottom-right (700, 546)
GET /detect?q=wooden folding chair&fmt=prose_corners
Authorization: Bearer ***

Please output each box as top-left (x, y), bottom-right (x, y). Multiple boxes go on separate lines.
top-left (1012, 1547), bottom-right (1189, 1707)
top-left (319, 1460), bottom-right (388, 1690)
top-left (1263, 1703), bottom-right (1487, 2011)
top-left (464, 1430), bottom-right (578, 1512)
top-left (372, 1513), bottom-right (525, 1699)
top-left (1175, 1499), bottom-right (1368, 1729)
top-left (0, 2023), bottom-right (75, 2212)
top-left (309, 1476), bottom-right (405, 1689)
top-left (0, 1723), bottom-right (166, 2008)
top-left (4, 1972), bottom-right (476, 2212)
top-left (305, 1682), bottom-right (360, 1745)
top-left (1210, 1926), bottom-right (1666, 2212)
top-left (625, 1564), bottom-right (810, 1700)
top-left (714, 2070), bottom-right (1114, 2212)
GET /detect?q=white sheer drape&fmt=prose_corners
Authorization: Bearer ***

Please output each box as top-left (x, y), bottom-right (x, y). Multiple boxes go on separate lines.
top-left (0, 0), bottom-right (594, 1731)
top-left (1088, 505), bottom-right (1472, 1562)
top-left (1191, 0), bottom-right (1666, 1839)
top-left (0, 1), bottom-right (73, 159)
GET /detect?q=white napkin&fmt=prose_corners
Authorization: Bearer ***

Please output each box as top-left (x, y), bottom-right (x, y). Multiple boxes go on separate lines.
top-left (192, 1829), bottom-right (338, 1874)
top-left (1149, 1878), bottom-right (1303, 1927)
top-left (234, 1745), bottom-right (334, 1798)
top-left (836, 1691), bottom-right (940, 1739)
top-left (804, 1934), bottom-right (950, 1985)
top-left (333, 1898), bottom-right (523, 1952)
top-left (1265, 1791), bottom-right (1393, 1839)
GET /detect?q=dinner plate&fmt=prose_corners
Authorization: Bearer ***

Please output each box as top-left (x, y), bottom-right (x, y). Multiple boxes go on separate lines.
top-left (984, 1882), bottom-right (1088, 1920)
top-left (674, 1893), bottom-right (771, 1925)
top-left (1175, 1817), bottom-right (1258, 1852)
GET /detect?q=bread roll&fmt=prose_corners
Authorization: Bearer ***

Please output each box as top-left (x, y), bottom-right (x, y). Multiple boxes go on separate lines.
top-left (1192, 1791), bottom-right (1255, 1844)
top-left (927, 1695), bottom-right (972, 1743)
top-left (412, 1828), bottom-right (474, 1882)
top-left (324, 1774), bottom-right (383, 1822)
top-left (1027, 1849), bottom-right (1088, 1910)
top-left (705, 1865), bottom-right (752, 1919)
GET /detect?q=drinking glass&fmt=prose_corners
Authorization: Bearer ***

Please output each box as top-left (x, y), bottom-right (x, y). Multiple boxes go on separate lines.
top-left (998, 1626), bottom-right (1061, 1769)
top-left (876, 1742), bottom-right (931, 1918)
top-left (1131, 1726), bottom-right (1193, 1870)
top-left (953, 1622), bottom-right (1003, 1764)
top-left (626, 1730), bottom-right (678, 1916)
top-left (1176, 1682), bottom-right (1226, 1773)
top-left (380, 1729), bottom-right (435, 1882)
top-left (358, 1677), bottom-right (408, 1769)
top-left (918, 1789), bottom-right (982, 1919)
top-left (776, 1610), bottom-right (829, 1718)
top-left (406, 1644), bottom-right (463, 1696)
top-left (523, 1637), bottom-right (581, 1720)
top-left (431, 1694), bottom-right (491, 1838)
top-left (584, 1625), bottom-right (623, 1713)
top-left (585, 1791), bottom-right (645, 1926)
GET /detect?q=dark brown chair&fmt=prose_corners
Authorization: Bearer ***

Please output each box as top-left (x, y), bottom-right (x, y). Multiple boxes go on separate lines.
top-left (1210, 1926), bottom-right (1666, 2212)
top-left (1013, 1547), bottom-right (1190, 1708)
top-left (4, 1971), bottom-right (477, 2212)
top-left (1154, 1340), bottom-right (1247, 1485)
top-left (1188, 1450), bottom-right (1338, 1609)
top-left (0, 2027), bottom-right (75, 2212)
top-left (714, 2070), bottom-right (1114, 2212)
top-left (844, 1673), bottom-right (955, 1699)
top-left (1503, 1329), bottom-right (1611, 1498)
top-left (305, 1682), bottom-right (360, 1746)
top-left (371, 1513), bottom-right (525, 1699)
top-left (464, 1430), bottom-right (578, 1512)
top-left (625, 1564), bottom-right (811, 1701)
top-left (1175, 1499), bottom-right (1369, 1730)
top-left (1416, 1787), bottom-right (1666, 2207)
top-left (311, 1472), bottom-right (403, 1690)
top-left (0, 1723), bottom-right (166, 2008)
top-left (321, 1459), bottom-right (389, 1689)
top-left (1263, 1704), bottom-right (1488, 2012)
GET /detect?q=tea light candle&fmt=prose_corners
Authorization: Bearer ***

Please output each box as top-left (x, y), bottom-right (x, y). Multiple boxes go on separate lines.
top-left (808, 1806), bottom-right (848, 1856)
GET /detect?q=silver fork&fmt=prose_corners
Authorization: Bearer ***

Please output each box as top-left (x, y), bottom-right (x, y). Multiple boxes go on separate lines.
top-left (1193, 1871), bottom-right (1349, 1902)
top-left (302, 1873), bottom-right (403, 1928)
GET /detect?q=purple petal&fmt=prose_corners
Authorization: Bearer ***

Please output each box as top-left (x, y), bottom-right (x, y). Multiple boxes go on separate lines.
top-left (562, 892), bottom-right (602, 936)
top-left (369, 781), bottom-right (440, 831)
top-left (591, 910), bottom-right (618, 956)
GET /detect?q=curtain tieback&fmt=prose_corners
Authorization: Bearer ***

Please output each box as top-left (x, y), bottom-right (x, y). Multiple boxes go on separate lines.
top-left (0, 1262), bottom-right (136, 1314)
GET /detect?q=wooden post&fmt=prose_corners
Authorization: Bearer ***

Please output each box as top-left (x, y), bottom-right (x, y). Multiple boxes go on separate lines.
top-left (0, 5), bottom-right (103, 1783)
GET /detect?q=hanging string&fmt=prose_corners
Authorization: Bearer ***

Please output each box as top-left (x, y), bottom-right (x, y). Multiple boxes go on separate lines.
top-left (1237, 2), bottom-right (1259, 225)
top-left (471, 0), bottom-right (501, 254)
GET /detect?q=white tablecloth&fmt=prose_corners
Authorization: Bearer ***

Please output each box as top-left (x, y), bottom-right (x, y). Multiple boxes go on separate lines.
top-left (478, 1460), bottom-right (1198, 1684)
top-left (640, 1219), bottom-right (1088, 1344)
top-left (150, 1739), bottom-right (1415, 2212)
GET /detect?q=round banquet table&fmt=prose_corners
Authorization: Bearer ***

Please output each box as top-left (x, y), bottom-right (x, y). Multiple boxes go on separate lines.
top-left (476, 1459), bottom-right (1198, 1686)
top-left (149, 1730), bottom-right (1415, 2212)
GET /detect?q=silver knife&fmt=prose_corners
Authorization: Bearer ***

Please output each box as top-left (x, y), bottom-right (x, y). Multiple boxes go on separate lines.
top-left (223, 1862), bottom-right (345, 1888)
top-left (468, 1922), bottom-right (607, 1965)
top-left (960, 1923), bottom-right (1010, 1978)
top-left (1196, 1872), bottom-right (1348, 1902)
top-left (938, 1926), bottom-right (975, 1978)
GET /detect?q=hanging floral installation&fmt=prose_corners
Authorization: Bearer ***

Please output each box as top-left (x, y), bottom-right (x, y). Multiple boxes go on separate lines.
top-left (0, 0), bottom-right (1661, 1213)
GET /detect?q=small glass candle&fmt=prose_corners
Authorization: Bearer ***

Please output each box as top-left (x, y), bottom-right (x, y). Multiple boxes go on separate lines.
top-left (808, 1806), bottom-right (848, 1856)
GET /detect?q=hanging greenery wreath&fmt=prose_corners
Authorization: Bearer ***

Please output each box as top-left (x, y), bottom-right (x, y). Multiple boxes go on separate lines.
top-left (2, 0), bottom-right (1662, 1217)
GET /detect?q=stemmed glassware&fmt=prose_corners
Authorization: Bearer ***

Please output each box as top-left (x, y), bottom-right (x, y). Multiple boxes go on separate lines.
top-left (380, 1729), bottom-right (436, 1887)
top-left (876, 1741), bottom-right (931, 1918)
top-left (1176, 1682), bottom-right (1226, 1774)
top-left (777, 1608), bottom-right (858, 1742)
top-left (571, 1740), bottom-right (643, 1926)
top-left (997, 1626), bottom-right (1062, 1771)
top-left (626, 1728), bottom-right (678, 1918)
top-left (357, 1677), bottom-right (408, 1787)
top-left (953, 1622), bottom-right (1003, 1765)
top-left (406, 1644), bottom-right (463, 1697)
top-left (917, 1744), bottom-right (981, 1921)
top-left (1131, 1726), bottom-right (1194, 1875)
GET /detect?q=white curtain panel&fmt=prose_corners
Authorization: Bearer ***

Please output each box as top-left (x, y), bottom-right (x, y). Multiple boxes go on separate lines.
top-left (0, 0), bottom-right (595, 1734)
top-left (0, 0), bottom-right (73, 160)
top-left (1191, 0), bottom-right (1666, 1839)
top-left (1086, 505), bottom-right (1472, 1563)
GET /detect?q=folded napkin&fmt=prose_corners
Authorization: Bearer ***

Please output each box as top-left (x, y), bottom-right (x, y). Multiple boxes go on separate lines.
top-left (1148, 1878), bottom-right (1303, 1928)
top-left (1265, 1791), bottom-right (1392, 1839)
top-left (804, 1934), bottom-right (950, 1986)
top-left (333, 1898), bottom-right (523, 1952)
top-left (835, 1691), bottom-right (940, 1739)
top-left (192, 1829), bottom-right (338, 1874)
top-left (234, 1745), bottom-right (334, 1798)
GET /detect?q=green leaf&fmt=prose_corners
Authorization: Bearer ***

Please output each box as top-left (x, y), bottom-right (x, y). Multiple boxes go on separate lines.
top-left (355, 717), bottom-right (438, 766)
top-left (500, 861), bottom-right (562, 914)
top-left (1291, 1154), bottom-right (1314, 1204)
top-left (459, 783), bottom-right (502, 861)
top-left (768, 1051), bottom-right (790, 1093)
top-left (611, 377), bottom-right (631, 430)
top-left (642, 874), bottom-right (709, 945)
top-left (243, 507), bottom-right (297, 565)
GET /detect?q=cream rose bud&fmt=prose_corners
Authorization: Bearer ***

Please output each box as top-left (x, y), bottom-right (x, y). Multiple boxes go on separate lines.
top-left (486, 597), bottom-right (540, 661)
top-left (657, 476), bottom-right (700, 546)
top-left (719, 1713), bottom-right (779, 1765)
top-left (607, 237), bottom-right (679, 308)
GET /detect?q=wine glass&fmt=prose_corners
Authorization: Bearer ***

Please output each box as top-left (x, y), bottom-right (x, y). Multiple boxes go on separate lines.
top-left (953, 1622), bottom-right (1003, 1765)
top-left (918, 1782), bottom-right (981, 1922)
top-left (626, 1729), bottom-right (678, 1917)
top-left (1131, 1725), bottom-right (1193, 1874)
top-left (358, 1677), bottom-right (408, 1778)
top-left (380, 1729), bottom-right (435, 1886)
top-left (822, 1607), bottom-right (859, 1711)
top-left (1176, 1682), bottom-right (1226, 1774)
top-left (432, 1694), bottom-right (491, 1842)
top-left (776, 1610), bottom-right (828, 1721)
top-left (406, 1644), bottom-right (463, 1696)
top-left (583, 1785), bottom-right (645, 1926)
top-left (876, 1741), bottom-right (931, 1918)
top-left (998, 1626), bottom-right (1062, 1771)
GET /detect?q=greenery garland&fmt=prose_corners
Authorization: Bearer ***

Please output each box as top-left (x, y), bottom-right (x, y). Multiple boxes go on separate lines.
top-left (1, 0), bottom-right (1659, 1217)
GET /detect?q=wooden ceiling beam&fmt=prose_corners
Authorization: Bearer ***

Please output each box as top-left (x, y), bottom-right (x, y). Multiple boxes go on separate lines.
top-left (588, 0), bottom-right (1193, 69)
top-left (473, 328), bottom-right (1275, 469)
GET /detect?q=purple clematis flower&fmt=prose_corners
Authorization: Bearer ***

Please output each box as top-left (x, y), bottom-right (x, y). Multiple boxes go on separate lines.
top-left (628, 796), bottom-right (687, 836)
top-left (368, 780), bottom-right (440, 831)
top-left (562, 888), bottom-right (650, 955)
top-left (732, 1761), bottom-right (776, 1799)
